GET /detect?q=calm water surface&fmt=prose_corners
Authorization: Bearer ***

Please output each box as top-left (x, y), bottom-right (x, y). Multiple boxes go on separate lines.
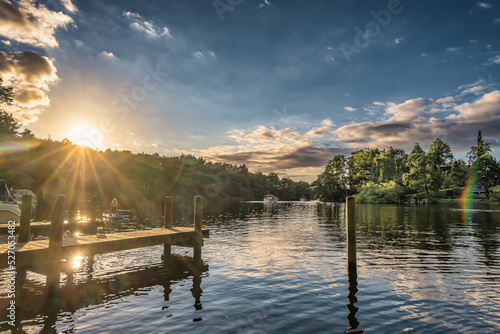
top-left (1, 202), bottom-right (500, 333)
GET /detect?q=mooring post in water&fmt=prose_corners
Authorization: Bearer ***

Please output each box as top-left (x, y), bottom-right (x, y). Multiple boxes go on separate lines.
top-left (194, 196), bottom-right (203, 232)
top-left (163, 196), bottom-right (173, 263)
top-left (164, 196), bottom-right (173, 228)
top-left (47, 194), bottom-right (65, 290)
top-left (193, 196), bottom-right (203, 265)
top-left (19, 194), bottom-right (32, 242)
top-left (346, 196), bottom-right (357, 270)
top-left (89, 195), bottom-right (97, 235)
top-left (67, 196), bottom-right (78, 236)
top-left (49, 194), bottom-right (65, 258)
top-left (346, 196), bottom-right (361, 333)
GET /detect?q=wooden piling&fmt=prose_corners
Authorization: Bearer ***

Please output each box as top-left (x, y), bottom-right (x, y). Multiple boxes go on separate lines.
top-left (163, 196), bottom-right (173, 263)
top-left (47, 194), bottom-right (65, 291)
top-left (194, 196), bottom-right (202, 232)
top-left (346, 197), bottom-right (356, 269)
top-left (89, 196), bottom-right (97, 235)
top-left (19, 194), bottom-right (32, 243)
top-left (49, 194), bottom-right (65, 259)
top-left (193, 196), bottom-right (203, 266)
top-left (67, 197), bottom-right (78, 236)
top-left (164, 196), bottom-right (173, 228)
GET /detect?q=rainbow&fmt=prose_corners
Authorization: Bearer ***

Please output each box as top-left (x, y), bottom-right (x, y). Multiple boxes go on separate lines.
top-left (0, 141), bottom-right (40, 153)
top-left (459, 167), bottom-right (477, 225)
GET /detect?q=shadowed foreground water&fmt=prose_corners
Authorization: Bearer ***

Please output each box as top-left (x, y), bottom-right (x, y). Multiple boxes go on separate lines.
top-left (1, 201), bottom-right (499, 333)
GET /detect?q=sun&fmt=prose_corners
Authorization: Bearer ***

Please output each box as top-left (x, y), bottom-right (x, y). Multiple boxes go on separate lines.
top-left (65, 123), bottom-right (103, 149)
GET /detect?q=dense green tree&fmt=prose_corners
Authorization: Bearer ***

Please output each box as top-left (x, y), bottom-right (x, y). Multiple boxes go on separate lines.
top-left (347, 148), bottom-right (379, 189)
top-left (313, 155), bottom-right (349, 201)
top-left (403, 143), bottom-right (434, 194)
top-left (426, 138), bottom-right (454, 190)
top-left (445, 159), bottom-right (469, 188)
top-left (0, 78), bottom-right (14, 104)
top-left (427, 138), bottom-right (453, 167)
top-left (467, 130), bottom-right (491, 164)
top-left (474, 155), bottom-right (500, 199)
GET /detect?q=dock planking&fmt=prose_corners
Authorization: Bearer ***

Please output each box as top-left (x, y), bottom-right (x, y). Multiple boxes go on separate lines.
top-left (0, 227), bottom-right (209, 268)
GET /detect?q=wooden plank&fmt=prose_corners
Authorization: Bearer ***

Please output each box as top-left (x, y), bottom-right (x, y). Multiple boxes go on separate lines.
top-left (0, 227), bottom-right (209, 268)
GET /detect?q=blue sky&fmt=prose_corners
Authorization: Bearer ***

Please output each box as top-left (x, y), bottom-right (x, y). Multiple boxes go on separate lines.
top-left (1, 0), bottom-right (500, 181)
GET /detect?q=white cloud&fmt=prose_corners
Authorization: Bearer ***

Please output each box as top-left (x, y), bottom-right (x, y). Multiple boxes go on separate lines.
top-left (476, 2), bottom-right (492, 9)
top-left (193, 51), bottom-right (204, 59)
top-left (394, 38), bottom-right (404, 44)
top-left (344, 106), bottom-right (356, 112)
top-left (123, 11), bottom-right (171, 39)
top-left (60, 0), bottom-right (78, 13)
top-left (487, 55), bottom-right (500, 65)
top-left (0, 0), bottom-right (73, 48)
top-left (446, 47), bottom-right (461, 52)
top-left (258, 0), bottom-right (271, 8)
top-left (462, 85), bottom-right (487, 95)
top-left (451, 90), bottom-right (500, 123)
top-left (193, 50), bottom-right (216, 60)
top-left (420, 52), bottom-right (428, 56)
top-left (332, 89), bottom-right (500, 151)
top-left (495, 18), bottom-right (500, 24)
top-left (98, 51), bottom-right (117, 60)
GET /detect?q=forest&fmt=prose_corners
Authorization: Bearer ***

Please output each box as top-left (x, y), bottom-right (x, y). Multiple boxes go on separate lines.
top-left (313, 133), bottom-right (500, 204)
top-left (2, 77), bottom-right (500, 222)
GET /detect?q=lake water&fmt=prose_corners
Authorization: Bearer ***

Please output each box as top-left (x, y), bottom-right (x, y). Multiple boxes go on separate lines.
top-left (1, 201), bottom-right (500, 333)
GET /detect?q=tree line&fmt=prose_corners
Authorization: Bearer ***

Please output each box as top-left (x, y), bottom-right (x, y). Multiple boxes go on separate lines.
top-left (0, 79), bottom-right (312, 220)
top-left (2, 77), bottom-right (499, 213)
top-left (313, 133), bottom-right (500, 203)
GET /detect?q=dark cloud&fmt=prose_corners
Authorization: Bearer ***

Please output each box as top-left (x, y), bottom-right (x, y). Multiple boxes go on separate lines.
top-left (0, 51), bottom-right (56, 83)
top-left (0, 51), bottom-right (57, 123)
top-left (206, 144), bottom-right (352, 173)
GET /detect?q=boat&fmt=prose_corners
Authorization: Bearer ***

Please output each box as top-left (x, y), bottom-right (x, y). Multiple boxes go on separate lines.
top-left (0, 180), bottom-right (36, 223)
top-left (0, 180), bottom-right (21, 223)
top-left (300, 196), bottom-right (307, 202)
top-left (263, 194), bottom-right (279, 203)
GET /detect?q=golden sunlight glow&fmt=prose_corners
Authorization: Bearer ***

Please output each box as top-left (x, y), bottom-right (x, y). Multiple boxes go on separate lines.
top-left (64, 123), bottom-right (103, 149)
top-left (72, 255), bottom-right (84, 269)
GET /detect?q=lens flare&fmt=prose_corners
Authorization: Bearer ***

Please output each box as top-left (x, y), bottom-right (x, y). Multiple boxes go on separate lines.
top-left (72, 255), bottom-right (85, 269)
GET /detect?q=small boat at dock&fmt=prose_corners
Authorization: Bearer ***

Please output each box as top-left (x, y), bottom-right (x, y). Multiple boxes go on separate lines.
top-left (0, 180), bottom-right (36, 223)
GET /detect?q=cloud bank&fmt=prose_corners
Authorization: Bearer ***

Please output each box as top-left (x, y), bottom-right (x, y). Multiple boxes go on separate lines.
top-left (0, 0), bottom-right (73, 48)
top-left (197, 84), bottom-right (500, 181)
top-left (0, 51), bottom-right (58, 123)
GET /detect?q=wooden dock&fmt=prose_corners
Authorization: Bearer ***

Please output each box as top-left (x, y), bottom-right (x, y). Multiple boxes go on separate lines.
top-left (0, 227), bottom-right (208, 269)
top-left (1, 195), bottom-right (209, 272)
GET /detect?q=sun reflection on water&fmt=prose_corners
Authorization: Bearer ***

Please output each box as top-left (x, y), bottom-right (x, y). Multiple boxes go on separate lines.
top-left (72, 255), bottom-right (84, 269)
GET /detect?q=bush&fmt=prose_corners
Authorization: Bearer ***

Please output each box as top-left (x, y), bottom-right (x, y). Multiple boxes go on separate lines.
top-left (356, 181), bottom-right (404, 204)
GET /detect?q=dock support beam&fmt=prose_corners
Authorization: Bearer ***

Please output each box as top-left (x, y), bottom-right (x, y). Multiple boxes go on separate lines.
top-left (193, 196), bottom-right (203, 265)
top-left (68, 197), bottom-right (78, 236)
top-left (47, 194), bottom-right (65, 293)
top-left (19, 194), bottom-right (32, 242)
top-left (90, 195), bottom-right (97, 235)
top-left (346, 196), bottom-right (361, 332)
top-left (163, 196), bottom-right (173, 263)
top-left (346, 196), bottom-right (356, 271)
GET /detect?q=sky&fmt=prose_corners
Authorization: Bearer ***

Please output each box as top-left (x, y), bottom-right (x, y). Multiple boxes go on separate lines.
top-left (0, 0), bottom-right (500, 182)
